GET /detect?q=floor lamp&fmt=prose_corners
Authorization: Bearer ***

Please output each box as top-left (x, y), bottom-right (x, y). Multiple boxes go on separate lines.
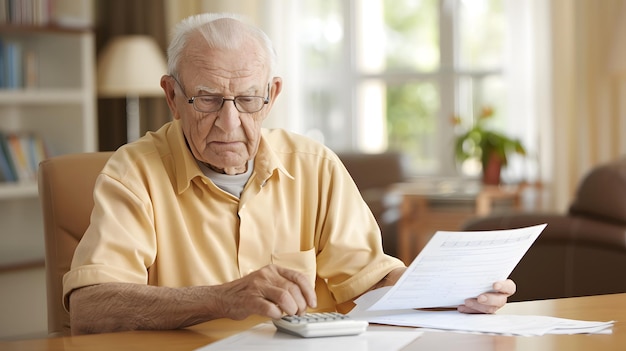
top-left (97, 35), bottom-right (168, 143)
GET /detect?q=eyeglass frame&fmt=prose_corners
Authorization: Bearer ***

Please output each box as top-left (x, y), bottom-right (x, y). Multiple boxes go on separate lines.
top-left (171, 75), bottom-right (270, 113)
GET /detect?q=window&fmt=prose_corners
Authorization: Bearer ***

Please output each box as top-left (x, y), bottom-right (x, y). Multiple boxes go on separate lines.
top-left (295, 0), bottom-right (521, 178)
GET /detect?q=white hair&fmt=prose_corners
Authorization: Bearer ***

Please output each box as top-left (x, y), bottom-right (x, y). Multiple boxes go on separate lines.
top-left (167, 13), bottom-right (277, 80)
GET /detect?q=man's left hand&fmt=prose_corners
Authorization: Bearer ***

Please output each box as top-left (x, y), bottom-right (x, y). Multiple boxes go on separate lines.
top-left (457, 279), bottom-right (516, 314)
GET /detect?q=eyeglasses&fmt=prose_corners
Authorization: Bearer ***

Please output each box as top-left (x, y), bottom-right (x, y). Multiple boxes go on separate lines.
top-left (172, 76), bottom-right (270, 113)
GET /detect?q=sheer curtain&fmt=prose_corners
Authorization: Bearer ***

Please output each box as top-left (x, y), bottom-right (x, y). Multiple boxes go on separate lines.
top-left (504, 0), bottom-right (626, 211)
top-left (504, 0), bottom-right (550, 200)
top-left (547, 0), bottom-right (626, 211)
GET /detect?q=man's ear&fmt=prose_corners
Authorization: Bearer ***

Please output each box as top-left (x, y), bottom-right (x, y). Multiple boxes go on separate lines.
top-left (270, 77), bottom-right (283, 102)
top-left (265, 77), bottom-right (282, 111)
top-left (160, 75), bottom-right (180, 120)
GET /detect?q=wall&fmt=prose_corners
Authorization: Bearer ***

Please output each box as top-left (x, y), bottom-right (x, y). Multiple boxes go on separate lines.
top-left (0, 267), bottom-right (47, 340)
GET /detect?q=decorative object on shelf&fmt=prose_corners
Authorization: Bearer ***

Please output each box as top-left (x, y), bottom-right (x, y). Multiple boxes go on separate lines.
top-left (97, 35), bottom-right (167, 143)
top-left (452, 106), bottom-right (526, 185)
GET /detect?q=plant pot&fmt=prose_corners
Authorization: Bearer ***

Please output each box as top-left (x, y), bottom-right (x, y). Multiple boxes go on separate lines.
top-left (482, 153), bottom-right (503, 185)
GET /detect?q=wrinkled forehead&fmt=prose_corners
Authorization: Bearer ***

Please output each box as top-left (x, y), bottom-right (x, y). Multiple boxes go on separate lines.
top-left (180, 30), bottom-right (270, 81)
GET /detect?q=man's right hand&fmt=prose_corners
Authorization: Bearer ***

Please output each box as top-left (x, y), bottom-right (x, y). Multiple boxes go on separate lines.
top-left (214, 264), bottom-right (317, 319)
top-left (69, 264), bottom-right (317, 335)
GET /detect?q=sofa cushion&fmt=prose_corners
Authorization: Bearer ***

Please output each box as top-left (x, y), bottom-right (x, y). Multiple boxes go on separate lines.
top-left (569, 158), bottom-right (626, 225)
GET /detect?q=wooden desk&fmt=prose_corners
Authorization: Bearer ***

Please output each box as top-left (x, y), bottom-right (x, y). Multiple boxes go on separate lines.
top-left (394, 181), bottom-right (521, 265)
top-left (3, 293), bottom-right (624, 351)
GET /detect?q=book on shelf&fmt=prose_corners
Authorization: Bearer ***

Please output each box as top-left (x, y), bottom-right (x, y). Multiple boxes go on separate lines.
top-left (0, 0), bottom-right (52, 27)
top-left (0, 0), bottom-right (93, 28)
top-left (0, 131), bottom-right (49, 183)
top-left (0, 131), bottom-right (16, 182)
top-left (0, 38), bottom-right (38, 89)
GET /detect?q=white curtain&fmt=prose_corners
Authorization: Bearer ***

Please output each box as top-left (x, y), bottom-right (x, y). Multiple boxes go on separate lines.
top-left (504, 0), bottom-right (550, 202)
top-left (547, 0), bottom-right (626, 211)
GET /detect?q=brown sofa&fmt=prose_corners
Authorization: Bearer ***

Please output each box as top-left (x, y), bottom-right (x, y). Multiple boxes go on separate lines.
top-left (462, 157), bottom-right (626, 302)
top-left (337, 151), bottom-right (409, 258)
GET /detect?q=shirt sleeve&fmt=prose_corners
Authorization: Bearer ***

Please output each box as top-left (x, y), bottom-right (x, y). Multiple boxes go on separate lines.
top-left (62, 171), bottom-right (157, 311)
top-left (314, 155), bottom-right (405, 304)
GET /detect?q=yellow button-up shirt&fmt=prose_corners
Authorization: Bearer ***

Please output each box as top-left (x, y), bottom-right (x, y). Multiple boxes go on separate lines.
top-left (63, 120), bottom-right (404, 312)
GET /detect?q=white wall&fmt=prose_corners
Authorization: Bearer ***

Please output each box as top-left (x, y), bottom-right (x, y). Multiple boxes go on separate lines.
top-left (0, 267), bottom-right (47, 340)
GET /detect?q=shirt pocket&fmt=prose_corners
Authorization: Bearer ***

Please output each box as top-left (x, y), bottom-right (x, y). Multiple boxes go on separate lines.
top-left (271, 248), bottom-right (317, 288)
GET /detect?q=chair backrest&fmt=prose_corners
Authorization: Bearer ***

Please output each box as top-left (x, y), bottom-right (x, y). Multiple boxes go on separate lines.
top-left (337, 151), bottom-right (408, 191)
top-left (38, 152), bottom-right (113, 336)
top-left (569, 157), bottom-right (626, 225)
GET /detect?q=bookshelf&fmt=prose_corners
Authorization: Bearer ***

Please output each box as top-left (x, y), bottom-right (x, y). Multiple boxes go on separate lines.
top-left (0, 25), bottom-right (96, 267)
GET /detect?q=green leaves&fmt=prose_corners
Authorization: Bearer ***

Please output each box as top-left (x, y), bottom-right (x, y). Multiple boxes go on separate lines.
top-left (453, 109), bottom-right (526, 170)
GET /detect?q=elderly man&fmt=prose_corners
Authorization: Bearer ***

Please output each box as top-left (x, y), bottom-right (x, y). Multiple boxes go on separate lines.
top-left (64, 13), bottom-right (515, 335)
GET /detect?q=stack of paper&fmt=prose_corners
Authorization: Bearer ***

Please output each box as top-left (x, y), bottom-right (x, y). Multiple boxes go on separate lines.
top-left (350, 308), bottom-right (613, 336)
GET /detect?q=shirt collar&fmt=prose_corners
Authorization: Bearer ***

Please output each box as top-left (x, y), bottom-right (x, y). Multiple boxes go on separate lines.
top-left (167, 120), bottom-right (293, 194)
top-left (252, 130), bottom-right (294, 184)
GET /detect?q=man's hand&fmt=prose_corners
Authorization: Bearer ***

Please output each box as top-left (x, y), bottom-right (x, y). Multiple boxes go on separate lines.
top-left (69, 264), bottom-right (316, 335)
top-left (215, 264), bottom-right (317, 320)
top-left (457, 279), bottom-right (516, 314)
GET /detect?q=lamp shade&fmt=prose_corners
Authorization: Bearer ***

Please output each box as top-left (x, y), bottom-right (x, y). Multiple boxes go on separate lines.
top-left (97, 35), bottom-right (167, 97)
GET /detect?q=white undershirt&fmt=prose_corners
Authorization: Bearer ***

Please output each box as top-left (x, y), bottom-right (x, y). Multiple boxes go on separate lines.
top-left (197, 160), bottom-right (253, 198)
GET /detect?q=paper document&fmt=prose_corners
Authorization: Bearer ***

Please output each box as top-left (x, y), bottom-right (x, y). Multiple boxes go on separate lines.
top-left (358, 310), bottom-right (614, 336)
top-left (195, 323), bottom-right (423, 351)
top-left (347, 224), bottom-right (614, 336)
top-left (357, 224), bottom-right (546, 311)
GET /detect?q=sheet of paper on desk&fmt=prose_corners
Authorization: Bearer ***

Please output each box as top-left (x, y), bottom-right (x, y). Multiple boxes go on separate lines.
top-left (357, 224), bottom-right (547, 311)
top-left (194, 323), bottom-right (423, 351)
top-left (354, 310), bottom-right (614, 336)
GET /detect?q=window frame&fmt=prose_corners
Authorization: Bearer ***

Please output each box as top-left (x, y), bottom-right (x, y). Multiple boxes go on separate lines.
top-left (294, 0), bottom-right (511, 177)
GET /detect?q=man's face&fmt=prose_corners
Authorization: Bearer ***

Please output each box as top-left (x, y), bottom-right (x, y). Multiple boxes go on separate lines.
top-left (162, 32), bottom-right (281, 175)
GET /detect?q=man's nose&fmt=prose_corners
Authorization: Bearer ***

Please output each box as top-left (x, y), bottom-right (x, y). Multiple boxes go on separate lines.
top-left (215, 99), bottom-right (241, 130)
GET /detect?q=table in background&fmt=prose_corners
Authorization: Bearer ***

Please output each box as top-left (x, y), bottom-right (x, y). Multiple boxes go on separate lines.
top-left (391, 179), bottom-right (524, 265)
top-left (3, 293), bottom-right (624, 351)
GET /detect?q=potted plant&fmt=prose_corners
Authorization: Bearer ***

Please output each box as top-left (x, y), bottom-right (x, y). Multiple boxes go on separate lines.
top-left (452, 106), bottom-right (526, 185)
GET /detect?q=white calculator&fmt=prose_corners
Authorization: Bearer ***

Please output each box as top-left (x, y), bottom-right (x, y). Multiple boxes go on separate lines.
top-left (272, 312), bottom-right (369, 338)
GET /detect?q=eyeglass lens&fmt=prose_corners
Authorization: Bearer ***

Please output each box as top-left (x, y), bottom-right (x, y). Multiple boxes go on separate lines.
top-left (193, 96), bottom-right (265, 113)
